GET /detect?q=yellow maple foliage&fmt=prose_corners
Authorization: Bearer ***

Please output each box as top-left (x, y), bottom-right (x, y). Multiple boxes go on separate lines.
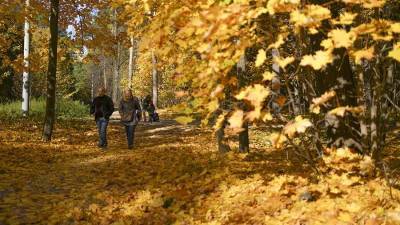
top-left (300, 50), bottom-right (334, 70)
top-left (352, 47), bottom-right (375, 64)
top-left (389, 42), bottom-right (400, 62)
top-left (255, 49), bottom-right (267, 67)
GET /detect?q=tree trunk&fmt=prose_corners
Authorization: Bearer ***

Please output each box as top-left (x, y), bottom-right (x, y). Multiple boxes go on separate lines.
top-left (112, 9), bottom-right (120, 103)
top-left (128, 36), bottom-right (134, 89)
top-left (91, 73), bottom-right (94, 100)
top-left (21, 0), bottom-right (30, 117)
top-left (102, 56), bottom-right (107, 89)
top-left (237, 54), bottom-right (249, 153)
top-left (42, 0), bottom-right (59, 142)
top-left (152, 50), bottom-right (158, 109)
top-left (239, 121), bottom-right (249, 153)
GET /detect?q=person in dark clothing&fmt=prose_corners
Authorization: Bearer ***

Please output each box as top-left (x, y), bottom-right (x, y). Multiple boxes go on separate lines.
top-left (90, 87), bottom-right (114, 149)
top-left (119, 89), bottom-right (141, 149)
top-left (143, 95), bottom-right (156, 122)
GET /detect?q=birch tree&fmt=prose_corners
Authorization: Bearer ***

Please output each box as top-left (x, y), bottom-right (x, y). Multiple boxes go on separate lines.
top-left (21, 0), bottom-right (30, 116)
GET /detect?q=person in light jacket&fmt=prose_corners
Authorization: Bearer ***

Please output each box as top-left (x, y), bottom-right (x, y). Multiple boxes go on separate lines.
top-left (119, 89), bottom-right (141, 149)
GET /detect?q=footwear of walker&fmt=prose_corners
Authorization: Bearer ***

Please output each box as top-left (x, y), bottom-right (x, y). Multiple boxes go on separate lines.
top-left (128, 145), bottom-right (134, 150)
top-left (98, 145), bottom-right (108, 150)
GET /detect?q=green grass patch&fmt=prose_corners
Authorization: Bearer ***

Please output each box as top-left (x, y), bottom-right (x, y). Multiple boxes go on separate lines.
top-left (0, 98), bottom-right (89, 120)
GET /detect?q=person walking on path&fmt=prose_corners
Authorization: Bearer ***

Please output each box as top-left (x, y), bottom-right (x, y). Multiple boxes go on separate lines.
top-left (143, 95), bottom-right (156, 123)
top-left (90, 87), bottom-right (114, 149)
top-left (119, 89), bottom-right (141, 149)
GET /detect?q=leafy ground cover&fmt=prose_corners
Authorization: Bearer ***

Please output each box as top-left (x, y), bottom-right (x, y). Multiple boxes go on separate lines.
top-left (0, 118), bottom-right (399, 225)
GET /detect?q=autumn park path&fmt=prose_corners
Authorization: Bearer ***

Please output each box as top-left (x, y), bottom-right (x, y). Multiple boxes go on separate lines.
top-left (0, 118), bottom-right (301, 224)
top-left (1, 119), bottom-right (399, 224)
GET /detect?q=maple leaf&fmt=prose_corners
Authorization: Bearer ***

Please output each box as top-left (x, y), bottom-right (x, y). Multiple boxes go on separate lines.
top-left (363, 0), bottom-right (386, 8)
top-left (341, 0), bottom-right (386, 8)
top-left (213, 112), bottom-right (228, 130)
top-left (388, 42), bottom-right (400, 62)
top-left (300, 50), bottom-right (334, 70)
top-left (262, 112), bottom-right (273, 121)
top-left (310, 90), bottom-right (336, 114)
top-left (267, 34), bottom-right (286, 50)
top-left (235, 84), bottom-right (270, 111)
top-left (262, 71), bottom-right (276, 81)
top-left (321, 39), bottom-right (334, 50)
top-left (290, 4), bottom-right (331, 29)
top-left (391, 23), bottom-right (400, 33)
top-left (228, 110), bottom-right (244, 128)
top-left (328, 29), bottom-right (356, 49)
top-left (283, 116), bottom-right (313, 138)
top-left (269, 132), bottom-right (288, 149)
top-left (255, 49), bottom-right (267, 67)
top-left (328, 106), bottom-right (364, 117)
top-left (352, 47), bottom-right (375, 65)
top-left (333, 12), bottom-right (357, 25)
top-left (267, 0), bottom-right (300, 15)
top-left (273, 56), bottom-right (294, 69)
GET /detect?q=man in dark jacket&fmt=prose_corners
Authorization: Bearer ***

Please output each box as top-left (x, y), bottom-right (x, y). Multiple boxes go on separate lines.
top-left (90, 87), bottom-right (114, 149)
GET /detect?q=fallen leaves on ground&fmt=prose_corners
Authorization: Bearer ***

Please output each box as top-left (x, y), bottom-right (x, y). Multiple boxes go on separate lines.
top-left (0, 118), bottom-right (399, 224)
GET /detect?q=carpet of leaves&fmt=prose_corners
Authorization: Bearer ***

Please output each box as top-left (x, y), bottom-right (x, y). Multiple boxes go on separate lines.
top-left (0, 119), bottom-right (400, 225)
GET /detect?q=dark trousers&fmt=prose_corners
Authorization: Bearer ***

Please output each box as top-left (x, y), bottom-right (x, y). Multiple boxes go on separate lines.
top-left (124, 125), bottom-right (136, 147)
top-left (96, 118), bottom-right (109, 147)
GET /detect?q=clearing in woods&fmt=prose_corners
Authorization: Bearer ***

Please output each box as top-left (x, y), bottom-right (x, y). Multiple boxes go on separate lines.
top-left (0, 118), bottom-right (400, 224)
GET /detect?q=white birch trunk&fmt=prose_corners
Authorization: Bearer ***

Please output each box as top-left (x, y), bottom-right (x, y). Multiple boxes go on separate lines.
top-left (91, 73), bottom-right (94, 99)
top-left (151, 50), bottom-right (158, 109)
top-left (111, 9), bottom-right (120, 103)
top-left (128, 36), bottom-right (134, 89)
top-left (22, 0), bottom-right (30, 116)
top-left (103, 58), bottom-right (107, 89)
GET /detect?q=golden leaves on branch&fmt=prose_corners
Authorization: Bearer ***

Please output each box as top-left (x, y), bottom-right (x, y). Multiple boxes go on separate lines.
top-left (267, 34), bottom-right (286, 50)
top-left (269, 133), bottom-right (287, 149)
top-left (269, 116), bottom-right (312, 148)
top-left (290, 4), bottom-right (331, 32)
top-left (389, 42), bottom-right (400, 62)
top-left (228, 110), bottom-right (244, 129)
top-left (352, 47), bottom-right (375, 65)
top-left (391, 23), bottom-right (400, 33)
top-left (273, 56), bottom-right (295, 70)
top-left (255, 49), bottom-right (267, 67)
top-left (266, 0), bottom-right (300, 15)
top-left (283, 116), bottom-right (313, 138)
top-left (328, 29), bottom-right (356, 49)
top-left (332, 12), bottom-right (357, 25)
top-left (341, 0), bottom-right (386, 9)
top-left (310, 90), bottom-right (336, 114)
top-left (328, 106), bottom-right (364, 117)
top-left (300, 50), bottom-right (333, 70)
top-left (236, 84), bottom-right (270, 112)
top-left (262, 71), bottom-right (276, 81)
